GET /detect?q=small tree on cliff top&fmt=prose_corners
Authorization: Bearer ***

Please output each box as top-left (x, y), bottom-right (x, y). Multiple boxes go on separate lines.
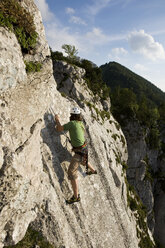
top-left (62, 44), bottom-right (78, 60)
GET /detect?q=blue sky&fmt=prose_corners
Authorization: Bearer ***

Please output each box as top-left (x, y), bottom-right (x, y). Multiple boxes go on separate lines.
top-left (34, 0), bottom-right (165, 93)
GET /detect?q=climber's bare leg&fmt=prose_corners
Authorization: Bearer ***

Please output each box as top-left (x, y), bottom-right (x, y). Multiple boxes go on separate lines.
top-left (87, 162), bottom-right (96, 173)
top-left (71, 179), bottom-right (79, 199)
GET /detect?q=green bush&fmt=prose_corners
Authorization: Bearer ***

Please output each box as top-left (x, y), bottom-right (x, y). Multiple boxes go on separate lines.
top-left (81, 59), bottom-right (110, 100)
top-left (51, 50), bottom-right (65, 61)
top-left (51, 49), bottom-right (80, 66)
top-left (145, 128), bottom-right (160, 150)
top-left (100, 110), bottom-right (110, 120)
top-left (84, 101), bottom-right (110, 123)
top-left (5, 227), bottom-right (54, 248)
top-left (0, 0), bottom-right (38, 52)
top-left (110, 87), bottom-right (138, 123)
top-left (139, 236), bottom-right (156, 248)
top-left (25, 61), bottom-right (42, 73)
top-left (158, 103), bottom-right (165, 123)
top-left (121, 161), bottom-right (128, 172)
top-left (60, 92), bottom-right (67, 98)
top-left (62, 44), bottom-right (78, 60)
top-left (112, 134), bottom-right (118, 141)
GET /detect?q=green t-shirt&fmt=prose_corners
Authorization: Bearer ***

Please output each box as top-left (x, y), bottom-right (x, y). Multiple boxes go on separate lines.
top-left (63, 120), bottom-right (85, 147)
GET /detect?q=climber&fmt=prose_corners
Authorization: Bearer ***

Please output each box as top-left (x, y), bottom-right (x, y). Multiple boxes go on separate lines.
top-left (55, 107), bottom-right (97, 204)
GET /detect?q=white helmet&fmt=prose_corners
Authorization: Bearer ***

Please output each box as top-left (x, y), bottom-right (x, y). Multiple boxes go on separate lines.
top-left (70, 107), bottom-right (81, 115)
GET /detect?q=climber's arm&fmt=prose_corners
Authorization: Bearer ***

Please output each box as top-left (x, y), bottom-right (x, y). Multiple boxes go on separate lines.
top-left (55, 115), bottom-right (64, 132)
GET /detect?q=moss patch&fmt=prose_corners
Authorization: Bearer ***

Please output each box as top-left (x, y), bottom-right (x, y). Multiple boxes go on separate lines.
top-left (84, 101), bottom-right (110, 123)
top-left (5, 227), bottom-right (54, 248)
top-left (120, 135), bottom-right (126, 147)
top-left (121, 161), bottom-right (128, 172)
top-left (60, 92), bottom-right (67, 98)
top-left (25, 61), bottom-right (42, 73)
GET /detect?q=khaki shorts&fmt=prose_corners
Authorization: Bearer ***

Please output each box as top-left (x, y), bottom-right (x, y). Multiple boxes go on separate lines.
top-left (68, 153), bottom-right (83, 180)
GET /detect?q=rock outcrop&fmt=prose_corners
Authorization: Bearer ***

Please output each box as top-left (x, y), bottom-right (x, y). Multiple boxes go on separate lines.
top-left (123, 118), bottom-right (165, 245)
top-left (0, 1), bottom-right (154, 247)
top-left (122, 120), bottom-right (155, 231)
top-left (153, 124), bottom-right (165, 245)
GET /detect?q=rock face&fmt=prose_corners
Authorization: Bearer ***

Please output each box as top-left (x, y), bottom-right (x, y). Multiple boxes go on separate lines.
top-left (123, 118), bottom-right (165, 244)
top-left (0, 1), bottom-right (153, 248)
top-left (122, 120), bottom-right (155, 231)
top-left (0, 27), bottom-right (26, 91)
top-left (153, 124), bottom-right (165, 245)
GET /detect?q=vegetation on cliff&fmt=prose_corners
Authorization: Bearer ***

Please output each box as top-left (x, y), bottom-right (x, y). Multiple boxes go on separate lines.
top-left (0, 0), bottom-right (38, 53)
top-left (100, 61), bottom-right (165, 104)
top-left (101, 61), bottom-right (165, 247)
top-left (25, 61), bottom-right (42, 73)
top-left (51, 48), bottom-right (110, 100)
top-left (126, 178), bottom-right (156, 248)
top-left (6, 227), bottom-right (54, 248)
top-left (100, 62), bottom-right (165, 150)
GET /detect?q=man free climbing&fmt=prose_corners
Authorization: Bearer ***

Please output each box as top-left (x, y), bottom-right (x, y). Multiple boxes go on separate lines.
top-left (55, 107), bottom-right (97, 204)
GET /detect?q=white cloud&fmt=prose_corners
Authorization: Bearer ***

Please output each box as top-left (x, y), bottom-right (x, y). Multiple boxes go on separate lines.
top-left (128, 30), bottom-right (165, 60)
top-left (65, 7), bottom-right (86, 26)
top-left (45, 23), bottom-right (81, 53)
top-left (87, 0), bottom-right (134, 15)
top-left (69, 16), bottom-right (86, 26)
top-left (111, 47), bottom-right (128, 55)
top-left (86, 28), bottom-right (125, 45)
top-left (45, 22), bottom-right (126, 56)
top-left (45, 25), bottom-right (108, 56)
top-left (66, 7), bottom-right (75, 15)
top-left (86, 28), bottom-right (109, 44)
top-left (82, 29), bottom-right (126, 59)
top-left (108, 47), bottom-right (128, 61)
top-left (34, 0), bottom-right (54, 22)
top-left (134, 63), bottom-right (148, 73)
top-left (87, 0), bottom-right (112, 16)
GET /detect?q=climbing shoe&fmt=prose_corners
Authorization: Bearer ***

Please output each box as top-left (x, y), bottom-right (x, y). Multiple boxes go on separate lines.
top-left (86, 170), bottom-right (97, 175)
top-left (66, 194), bottom-right (80, 204)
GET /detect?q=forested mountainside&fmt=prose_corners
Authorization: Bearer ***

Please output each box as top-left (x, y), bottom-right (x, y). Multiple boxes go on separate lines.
top-left (100, 61), bottom-right (165, 127)
top-left (100, 61), bottom-right (165, 149)
top-left (100, 62), bottom-right (165, 104)
top-left (100, 61), bottom-right (165, 247)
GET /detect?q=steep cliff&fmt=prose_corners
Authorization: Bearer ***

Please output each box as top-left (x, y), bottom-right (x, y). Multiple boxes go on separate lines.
top-left (101, 59), bottom-right (165, 247)
top-left (122, 121), bottom-right (155, 229)
top-left (0, 1), bottom-right (154, 247)
top-left (122, 119), bottom-right (165, 246)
